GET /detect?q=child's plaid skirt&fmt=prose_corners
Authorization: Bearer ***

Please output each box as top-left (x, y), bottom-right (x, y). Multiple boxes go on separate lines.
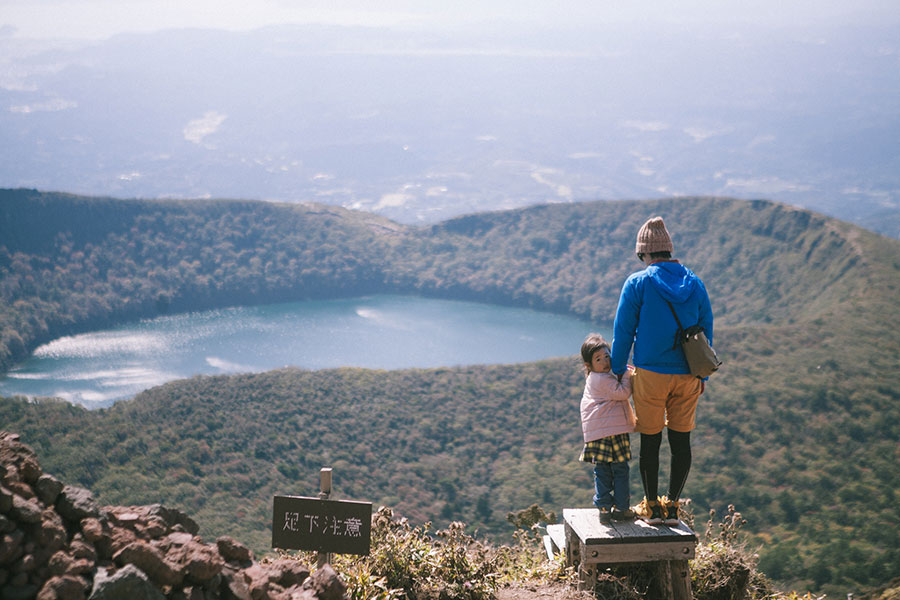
top-left (579, 433), bottom-right (631, 463)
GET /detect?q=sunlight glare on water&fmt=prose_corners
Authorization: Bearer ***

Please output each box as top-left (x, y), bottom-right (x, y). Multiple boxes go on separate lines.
top-left (0, 295), bottom-right (609, 408)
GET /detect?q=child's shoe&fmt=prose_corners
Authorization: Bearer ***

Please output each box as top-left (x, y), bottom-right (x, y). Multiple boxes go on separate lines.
top-left (598, 507), bottom-right (612, 524)
top-left (635, 497), bottom-right (663, 525)
top-left (612, 507), bottom-right (635, 521)
top-left (662, 497), bottom-right (680, 526)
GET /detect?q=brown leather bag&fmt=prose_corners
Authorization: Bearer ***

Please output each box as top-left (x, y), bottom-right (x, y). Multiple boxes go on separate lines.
top-left (665, 300), bottom-right (722, 379)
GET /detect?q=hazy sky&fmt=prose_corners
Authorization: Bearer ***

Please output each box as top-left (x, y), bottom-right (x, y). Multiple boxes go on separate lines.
top-left (2, 0), bottom-right (898, 40)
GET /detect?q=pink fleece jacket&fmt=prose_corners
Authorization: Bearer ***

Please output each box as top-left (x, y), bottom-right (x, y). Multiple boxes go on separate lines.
top-left (580, 370), bottom-right (635, 443)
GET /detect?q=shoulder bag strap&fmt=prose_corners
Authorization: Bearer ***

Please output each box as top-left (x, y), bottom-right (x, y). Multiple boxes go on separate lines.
top-left (664, 299), bottom-right (684, 350)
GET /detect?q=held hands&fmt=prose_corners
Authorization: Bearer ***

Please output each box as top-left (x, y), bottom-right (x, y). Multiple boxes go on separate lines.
top-left (616, 364), bottom-right (636, 383)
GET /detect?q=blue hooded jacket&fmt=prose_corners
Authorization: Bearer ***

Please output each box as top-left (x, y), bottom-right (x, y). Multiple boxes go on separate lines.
top-left (610, 261), bottom-right (713, 376)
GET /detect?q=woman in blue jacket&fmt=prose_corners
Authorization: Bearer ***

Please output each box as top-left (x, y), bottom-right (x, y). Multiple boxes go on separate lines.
top-left (610, 216), bottom-right (714, 526)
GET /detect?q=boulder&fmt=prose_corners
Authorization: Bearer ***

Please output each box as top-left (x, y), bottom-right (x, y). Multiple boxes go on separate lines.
top-left (113, 541), bottom-right (183, 588)
top-left (56, 486), bottom-right (101, 523)
top-left (80, 518), bottom-right (114, 560)
top-left (286, 587), bottom-right (317, 600)
top-left (0, 484), bottom-right (13, 513)
top-left (69, 536), bottom-right (97, 562)
top-left (145, 504), bottom-right (199, 535)
top-left (179, 540), bottom-right (224, 582)
top-left (0, 529), bottom-right (25, 565)
top-left (0, 433), bottom-right (328, 600)
top-left (222, 566), bottom-right (253, 600)
top-left (17, 456), bottom-right (42, 486)
top-left (264, 558), bottom-right (310, 588)
top-left (89, 565), bottom-right (166, 600)
top-left (79, 517), bottom-right (106, 543)
top-left (108, 524), bottom-right (139, 556)
top-left (243, 563), bottom-right (277, 599)
top-left (217, 536), bottom-right (253, 564)
top-left (140, 516), bottom-right (167, 539)
top-left (48, 550), bottom-right (94, 578)
top-left (4, 480), bottom-right (34, 500)
top-left (300, 564), bottom-right (345, 600)
top-left (34, 509), bottom-right (68, 561)
top-left (48, 551), bottom-right (76, 576)
top-left (0, 432), bottom-right (42, 485)
top-left (10, 494), bottom-right (42, 524)
top-left (36, 574), bottom-right (89, 600)
top-left (35, 474), bottom-right (65, 506)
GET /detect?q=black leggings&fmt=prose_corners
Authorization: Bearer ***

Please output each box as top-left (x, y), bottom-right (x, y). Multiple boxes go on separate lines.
top-left (639, 429), bottom-right (692, 502)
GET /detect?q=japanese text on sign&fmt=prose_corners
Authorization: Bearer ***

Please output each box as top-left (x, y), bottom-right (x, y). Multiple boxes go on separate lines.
top-left (272, 495), bottom-right (372, 555)
top-left (282, 512), bottom-right (364, 537)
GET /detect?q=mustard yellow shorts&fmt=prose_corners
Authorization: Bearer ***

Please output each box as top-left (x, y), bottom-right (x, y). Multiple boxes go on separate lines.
top-left (632, 367), bottom-right (702, 434)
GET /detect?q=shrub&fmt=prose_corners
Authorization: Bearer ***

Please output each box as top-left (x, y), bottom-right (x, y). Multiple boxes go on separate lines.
top-left (691, 504), bottom-right (773, 600)
top-left (322, 507), bottom-right (504, 600)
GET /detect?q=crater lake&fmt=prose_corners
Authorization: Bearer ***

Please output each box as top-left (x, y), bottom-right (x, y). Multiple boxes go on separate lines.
top-left (0, 295), bottom-right (610, 408)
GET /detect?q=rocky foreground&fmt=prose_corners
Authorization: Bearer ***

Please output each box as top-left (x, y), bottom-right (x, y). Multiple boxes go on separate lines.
top-left (0, 431), bottom-right (344, 600)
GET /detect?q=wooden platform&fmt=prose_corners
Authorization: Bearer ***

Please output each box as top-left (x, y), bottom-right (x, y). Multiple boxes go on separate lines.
top-left (564, 508), bottom-right (696, 563)
top-left (544, 508), bottom-right (698, 598)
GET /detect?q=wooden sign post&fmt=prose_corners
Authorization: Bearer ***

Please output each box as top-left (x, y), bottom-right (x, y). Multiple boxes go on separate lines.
top-left (317, 468), bottom-right (333, 568)
top-left (272, 468), bottom-right (372, 564)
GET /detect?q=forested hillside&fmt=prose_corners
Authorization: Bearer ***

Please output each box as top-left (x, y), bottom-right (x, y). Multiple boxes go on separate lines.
top-left (0, 189), bottom-right (397, 372)
top-left (1, 189), bottom-right (878, 370)
top-left (2, 189), bottom-right (899, 595)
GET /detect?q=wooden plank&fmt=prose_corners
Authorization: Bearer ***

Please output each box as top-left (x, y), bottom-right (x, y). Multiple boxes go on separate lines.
top-left (564, 508), bottom-right (618, 543)
top-left (579, 540), bottom-right (696, 564)
top-left (604, 518), bottom-right (697, 543)
top-left (563, 508), bottom-right (697, 545)
top-left (546, 524), bottom-right (566, 554)
top-left (542, 535), bottom-right (555, 561)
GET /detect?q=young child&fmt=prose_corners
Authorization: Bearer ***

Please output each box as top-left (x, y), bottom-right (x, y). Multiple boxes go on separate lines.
top-left (579, 333), bottom-right (636, 523)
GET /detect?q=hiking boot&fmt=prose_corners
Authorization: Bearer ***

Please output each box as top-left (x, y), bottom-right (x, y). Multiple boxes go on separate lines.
top-left (663, 498), bottom-right (680, 526)
top-left (598, 507), bottom-right (612, 524)
top-left (612, 507), bottom-right (635, 521)
top-left (636, 498), bottom-right (663, 525)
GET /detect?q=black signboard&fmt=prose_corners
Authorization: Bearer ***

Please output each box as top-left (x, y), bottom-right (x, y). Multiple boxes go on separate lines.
top-left (272, 495), bottom-right (372, 555)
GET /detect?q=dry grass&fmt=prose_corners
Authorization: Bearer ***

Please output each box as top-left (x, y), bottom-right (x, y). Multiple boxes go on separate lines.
top-left (277, 503), bottom-right (834, 600)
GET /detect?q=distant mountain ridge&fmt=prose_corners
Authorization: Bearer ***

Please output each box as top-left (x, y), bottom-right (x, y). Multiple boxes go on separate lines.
top-left (1, 189), bottom-right (899, 595)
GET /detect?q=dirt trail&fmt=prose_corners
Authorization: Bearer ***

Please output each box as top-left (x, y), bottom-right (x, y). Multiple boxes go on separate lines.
top-left (497, 582), bottom-right (593, 600)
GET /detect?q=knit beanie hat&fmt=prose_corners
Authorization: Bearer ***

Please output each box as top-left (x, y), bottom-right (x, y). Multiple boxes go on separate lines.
top-left (635, 216), bottom-right (674, 254)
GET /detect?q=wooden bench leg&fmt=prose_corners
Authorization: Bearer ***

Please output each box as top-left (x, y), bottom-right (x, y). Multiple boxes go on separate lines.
top-left (652, 560), bottom-right (693, 599)
top-left (654, 561), bottom-right (675, 598)
top-left (564, 525), bottom-right (578, 570)
top-left (670, 559), bottom-right (693, 600)
top-left (576, 561), bottom-right (597, 592)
